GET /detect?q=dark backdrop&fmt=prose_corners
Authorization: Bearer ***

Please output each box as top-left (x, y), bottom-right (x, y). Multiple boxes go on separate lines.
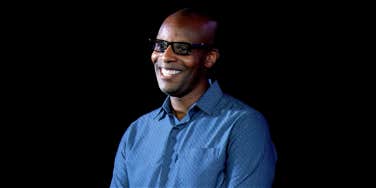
top-left (5, 1), bottom-right (355, 187)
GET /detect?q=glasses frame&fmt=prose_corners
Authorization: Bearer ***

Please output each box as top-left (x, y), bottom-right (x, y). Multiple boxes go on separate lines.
top-left (149, 38), bottom-right (211, 56)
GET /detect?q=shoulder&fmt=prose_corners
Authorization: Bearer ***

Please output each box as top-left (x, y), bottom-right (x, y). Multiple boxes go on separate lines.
top-left (120, 107), bottom-right (162, 145)
top-left (129, 107), bottom-right (161, 128)
top-left (219, 94), bottom-right (269, 131)
top-left (220, 94), bottom-right (264, 117)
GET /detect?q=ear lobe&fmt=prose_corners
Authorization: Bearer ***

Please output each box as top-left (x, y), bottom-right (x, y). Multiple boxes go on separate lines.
top-left (204, 49), bottom-right (220, 68)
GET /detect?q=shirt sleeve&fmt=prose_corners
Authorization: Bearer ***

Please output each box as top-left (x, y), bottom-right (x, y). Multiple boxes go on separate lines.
top-left (110, 132), bottom-right (129, 188)
top-left (224, 112), bottom-right (277, 188)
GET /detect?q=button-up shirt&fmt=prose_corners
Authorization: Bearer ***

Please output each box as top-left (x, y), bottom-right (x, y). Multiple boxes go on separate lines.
top-left (110, 81), bottom-right (277, 188)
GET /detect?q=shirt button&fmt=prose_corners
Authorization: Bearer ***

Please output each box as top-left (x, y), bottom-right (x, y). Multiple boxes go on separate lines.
top-left (171, 136), bottom-right (176, 142)
top-left (174, 154), bottom-right (179, 163)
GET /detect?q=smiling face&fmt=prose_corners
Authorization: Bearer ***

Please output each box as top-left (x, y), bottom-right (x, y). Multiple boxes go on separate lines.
top-left (151, 10), bottom-right (218, 97)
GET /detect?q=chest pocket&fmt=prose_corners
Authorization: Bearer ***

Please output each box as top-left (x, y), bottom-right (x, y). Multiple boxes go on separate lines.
top-left (176, 148), bottom-right (223, 187)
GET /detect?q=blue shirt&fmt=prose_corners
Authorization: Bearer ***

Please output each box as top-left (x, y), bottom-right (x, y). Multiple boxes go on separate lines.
top-left (110, 81), bottom-right (277, 188)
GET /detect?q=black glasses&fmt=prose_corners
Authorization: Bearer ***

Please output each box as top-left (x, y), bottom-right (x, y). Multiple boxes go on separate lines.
top-left (149, 39), bottom-right (211, 56)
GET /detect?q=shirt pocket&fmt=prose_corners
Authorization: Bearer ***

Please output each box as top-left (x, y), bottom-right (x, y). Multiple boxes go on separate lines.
top-left (177, 148), bottom-right (223, 186)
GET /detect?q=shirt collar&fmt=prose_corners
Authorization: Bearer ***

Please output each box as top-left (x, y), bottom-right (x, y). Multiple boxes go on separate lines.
top-left (153, 96), bottom-right (172, 120)
top-left (195, 80), bottom-right (223, 115)
top-left (153, 80), bottom-right (223, 120)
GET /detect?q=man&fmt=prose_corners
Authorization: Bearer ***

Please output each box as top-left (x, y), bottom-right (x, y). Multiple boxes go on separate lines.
top-left (110, 8), bottom-right (277, 188)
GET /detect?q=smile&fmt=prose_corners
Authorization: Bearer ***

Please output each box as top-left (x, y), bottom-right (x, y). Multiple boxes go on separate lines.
top-left (160, 68), bottom-right (182, 77)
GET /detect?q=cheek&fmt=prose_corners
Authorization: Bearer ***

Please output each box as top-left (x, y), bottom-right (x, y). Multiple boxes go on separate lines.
top-left (151, 52), bottom-right (158, 64)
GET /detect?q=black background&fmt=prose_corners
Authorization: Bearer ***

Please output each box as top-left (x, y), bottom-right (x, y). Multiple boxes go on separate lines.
top-left (4, 1), bottom-right (366, 187)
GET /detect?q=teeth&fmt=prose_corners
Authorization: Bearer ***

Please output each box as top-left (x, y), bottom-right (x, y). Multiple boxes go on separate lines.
top-left (161, 68), bottom-right (181, 76)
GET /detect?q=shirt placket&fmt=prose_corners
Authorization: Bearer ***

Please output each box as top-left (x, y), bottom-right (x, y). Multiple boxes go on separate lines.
top-left (160, 123), bottom-right (180, 187)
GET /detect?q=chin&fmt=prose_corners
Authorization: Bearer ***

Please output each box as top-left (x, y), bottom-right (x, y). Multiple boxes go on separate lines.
top-left (158, 85), bottom-right (179, 96)
top-left (160, 87), bottom-right (177, 96)
top-left (161, 87), bottom-right (190, 98)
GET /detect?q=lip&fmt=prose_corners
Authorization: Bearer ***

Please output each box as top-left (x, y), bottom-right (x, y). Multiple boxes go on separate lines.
top-left (158, 64), bottom-right (183, 71)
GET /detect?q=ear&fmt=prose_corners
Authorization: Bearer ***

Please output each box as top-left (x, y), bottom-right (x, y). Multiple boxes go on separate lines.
top-left (204, 49), bottom-right (220, 69)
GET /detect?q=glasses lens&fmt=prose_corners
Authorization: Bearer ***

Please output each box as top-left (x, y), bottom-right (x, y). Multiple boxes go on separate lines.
top-left (173, 43), bottom-right (191, 55)
top-left (153, 40), bottom-right (167, 52)
top-left (150, 39), bottom-right (199, 56)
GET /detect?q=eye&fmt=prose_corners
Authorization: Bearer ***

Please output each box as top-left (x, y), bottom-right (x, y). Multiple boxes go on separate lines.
top-left (174, 43), bottom-right (190, 53)
top-left (155, 41), bottom-right (168, 52)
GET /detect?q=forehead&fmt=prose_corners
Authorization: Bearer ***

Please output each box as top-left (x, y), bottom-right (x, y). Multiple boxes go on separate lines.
top-left (157, 23), bottom-right (202, 43)
top-left (156, 15), bottom-right (215, 43)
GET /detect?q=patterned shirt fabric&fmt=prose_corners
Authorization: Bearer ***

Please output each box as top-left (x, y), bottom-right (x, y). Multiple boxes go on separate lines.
top-left (110, 80), bottom-right (277, 188)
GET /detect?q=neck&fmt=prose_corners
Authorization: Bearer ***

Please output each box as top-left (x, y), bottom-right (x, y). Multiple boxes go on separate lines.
top-left (170, 80), bottom-right (209, 120)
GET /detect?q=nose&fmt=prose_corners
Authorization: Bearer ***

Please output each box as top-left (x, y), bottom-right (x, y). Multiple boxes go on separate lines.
top-left (160, 45), bottom-right (177, 63)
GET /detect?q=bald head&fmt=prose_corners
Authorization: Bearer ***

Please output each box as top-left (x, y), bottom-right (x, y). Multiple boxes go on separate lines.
top-left (151, 8), bottom-right (221, 98)
top-left (157, 8), bottom-right (218, 45)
